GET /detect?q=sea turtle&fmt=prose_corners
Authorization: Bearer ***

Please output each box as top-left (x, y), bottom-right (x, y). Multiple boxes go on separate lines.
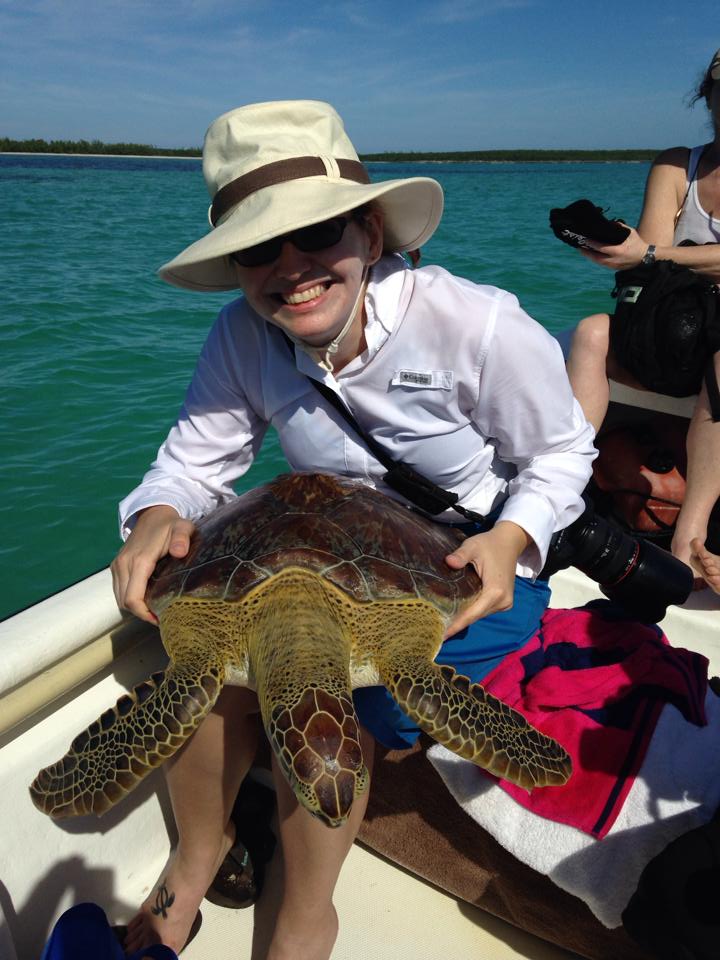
top-left (30, 472), bottom-right (571, 827)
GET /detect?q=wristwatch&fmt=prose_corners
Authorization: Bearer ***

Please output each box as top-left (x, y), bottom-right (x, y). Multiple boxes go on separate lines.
top-left (641, 244), bottom-right (657, 266)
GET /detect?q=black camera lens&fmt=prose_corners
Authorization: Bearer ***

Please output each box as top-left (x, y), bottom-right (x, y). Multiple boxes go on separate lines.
top-left (542, 496), bottom-right (693, 622)
top-left (599, 536), bottom-right (693, 622)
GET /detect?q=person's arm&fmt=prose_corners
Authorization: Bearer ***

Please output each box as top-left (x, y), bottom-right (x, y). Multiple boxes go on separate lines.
top-left (445, 294), bottom-right (596, 633)
top-left (444, 520), bottom-right (532, 634)
top-left (577, 147), bottom-right (720, 280)
top-left (635, 147), bottom-right (688, 245)
top-left (111, 505), bottom-right (196, 623)
top-left (113, 370), bottom-right (266, 620)
top-left (113, 307), bottom-right (269, 619)
top-left (577, 148), bottom-right (687, 270)
top-left (642, 239), bottom-right (720, 282)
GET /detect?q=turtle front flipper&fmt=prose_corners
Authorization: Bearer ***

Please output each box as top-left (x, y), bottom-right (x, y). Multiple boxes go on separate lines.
top-left (248, 570), bottom-right (369, 828)
top-left (379, 654), bottom-right (571, 790)
top-left (29, 663), bottom-right (224, 819)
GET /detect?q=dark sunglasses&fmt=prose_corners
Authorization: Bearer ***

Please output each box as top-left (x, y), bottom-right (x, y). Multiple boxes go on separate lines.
top-left (230, 214), bottom-right (362, 268)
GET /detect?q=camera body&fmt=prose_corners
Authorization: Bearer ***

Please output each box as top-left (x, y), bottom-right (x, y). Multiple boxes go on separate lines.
top-left (541, 495), bottom-right (693, 623)
top-left (549, 198), bottom-right (631, 250)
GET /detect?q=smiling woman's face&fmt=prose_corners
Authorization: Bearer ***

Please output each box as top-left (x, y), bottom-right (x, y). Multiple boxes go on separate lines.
top-left (234, 209), bottom-right (384, 350)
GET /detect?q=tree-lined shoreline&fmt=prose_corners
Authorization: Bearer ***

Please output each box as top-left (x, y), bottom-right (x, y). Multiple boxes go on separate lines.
top-left (362, 148), bottom-right (658, 162)
top-left (0, 138), bottom-right (200, 157)
top-left (0, 137), bottom-right (660, 163)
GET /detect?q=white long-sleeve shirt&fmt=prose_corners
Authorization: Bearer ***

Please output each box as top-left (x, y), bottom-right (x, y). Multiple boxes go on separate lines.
top-left (119, 255), bottom-right (596, 577)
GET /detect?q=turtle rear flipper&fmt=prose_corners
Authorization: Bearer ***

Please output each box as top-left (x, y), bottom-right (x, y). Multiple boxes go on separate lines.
top-left (263, 683), bottom-right (369, 828)
top-left (29, 664), bottom-right (223, 819)
top-left (249, 571), bottom-right (370, 828)
top-left (381, 656), bottom-right (571, 789)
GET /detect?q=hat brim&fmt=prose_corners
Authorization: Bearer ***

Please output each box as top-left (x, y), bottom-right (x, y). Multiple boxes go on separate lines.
top-left (158, 175), bottom-right (444, 291)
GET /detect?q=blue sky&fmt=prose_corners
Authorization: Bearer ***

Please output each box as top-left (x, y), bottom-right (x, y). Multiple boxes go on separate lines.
top-left (1, 0), bottom-right (718, 151)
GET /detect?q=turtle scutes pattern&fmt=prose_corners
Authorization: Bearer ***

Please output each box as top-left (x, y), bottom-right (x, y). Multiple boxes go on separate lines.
top-left (30, 472), bottom-right (571, 827)
top-left (30, 664), bottom-right (223, 818)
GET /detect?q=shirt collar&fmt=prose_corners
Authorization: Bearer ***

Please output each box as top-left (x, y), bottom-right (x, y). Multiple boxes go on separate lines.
top-left (362, 253), bottom-right (409, 359)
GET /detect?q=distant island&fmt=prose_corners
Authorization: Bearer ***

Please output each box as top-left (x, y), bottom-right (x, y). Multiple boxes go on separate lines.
top-left (0, 138), bottom-right (201, 157)
top-left (361, 148), bottom-right (659, 163)
top-left (0, 137), bottom-right (660, 163)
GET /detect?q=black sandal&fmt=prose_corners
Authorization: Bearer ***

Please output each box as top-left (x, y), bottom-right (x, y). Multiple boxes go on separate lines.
top-left (206, 778), bottom-right (276, 909)
top-left (205, 838), bottom-right (258, 908)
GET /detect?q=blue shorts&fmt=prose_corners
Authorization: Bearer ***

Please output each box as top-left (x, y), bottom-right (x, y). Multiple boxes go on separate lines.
top-left (352, 573), bottom-right (550, 750)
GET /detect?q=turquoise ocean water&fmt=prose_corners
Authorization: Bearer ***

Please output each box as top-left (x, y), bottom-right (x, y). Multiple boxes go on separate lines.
top-left (0, 154), bottom-right (649, 619)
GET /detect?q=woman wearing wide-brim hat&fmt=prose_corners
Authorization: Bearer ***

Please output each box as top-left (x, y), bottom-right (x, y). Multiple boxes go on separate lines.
top-left (111, 99), bottom-right (596, 957)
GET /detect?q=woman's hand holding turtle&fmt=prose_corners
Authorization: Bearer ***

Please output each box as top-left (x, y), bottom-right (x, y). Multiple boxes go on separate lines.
top-left (579, 224), bottom-right (649, 270)
top-left (111, 505), bottom-right (196, 624)
top-left (444, 521), bottom-right (531, 636)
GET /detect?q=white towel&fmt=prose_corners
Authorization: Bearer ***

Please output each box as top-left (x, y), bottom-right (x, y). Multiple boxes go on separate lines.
top-left (427, 690), bottom-right (720, 928)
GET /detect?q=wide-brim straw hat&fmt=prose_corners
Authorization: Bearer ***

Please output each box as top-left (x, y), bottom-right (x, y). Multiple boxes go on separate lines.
top-left (159, 100), bottom-right (444, 291)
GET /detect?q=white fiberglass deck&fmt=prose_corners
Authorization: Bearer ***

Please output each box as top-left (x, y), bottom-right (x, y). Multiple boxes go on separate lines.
top-left (183, 825), bottom-right (582, 960)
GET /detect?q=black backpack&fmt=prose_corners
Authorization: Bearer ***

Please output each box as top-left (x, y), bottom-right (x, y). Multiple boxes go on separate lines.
top-left (610, 257), bottom-right (720, 399)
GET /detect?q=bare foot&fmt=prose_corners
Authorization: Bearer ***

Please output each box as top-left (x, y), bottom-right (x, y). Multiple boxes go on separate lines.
top-left (123, 823), bottom-right (235, 954)
top-left (267, 903), bottom-right (339, 960)
top-left (671, 531), bottom-right (707, 591)
top-left (690, 537), bottom-right (720, 594)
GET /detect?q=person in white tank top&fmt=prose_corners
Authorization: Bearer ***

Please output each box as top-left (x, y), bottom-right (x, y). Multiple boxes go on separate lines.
top-left (673, 144), bottom-right (720, 246)
top-left (565, 47), bottom-right (720, 590)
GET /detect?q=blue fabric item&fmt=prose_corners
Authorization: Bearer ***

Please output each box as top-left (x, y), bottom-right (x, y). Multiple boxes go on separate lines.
top-left (41, 902), bottom-right (178, 960)
top-left (353, 573), bottom-right (551, 749)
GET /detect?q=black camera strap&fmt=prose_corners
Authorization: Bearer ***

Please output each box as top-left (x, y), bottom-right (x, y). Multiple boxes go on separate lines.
top-left (282, 334), bottom-right (486, 524)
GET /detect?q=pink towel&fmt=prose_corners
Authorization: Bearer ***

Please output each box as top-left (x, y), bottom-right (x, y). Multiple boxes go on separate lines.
top-left (483, 603), bottom-right (708, 837)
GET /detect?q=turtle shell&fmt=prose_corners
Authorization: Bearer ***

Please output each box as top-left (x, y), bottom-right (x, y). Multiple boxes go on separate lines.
top-left (147, 472), bottom-right (480, 618)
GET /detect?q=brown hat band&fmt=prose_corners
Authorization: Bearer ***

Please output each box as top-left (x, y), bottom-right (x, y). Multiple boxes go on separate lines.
top-left (210, 156), bottom-right (371, 227)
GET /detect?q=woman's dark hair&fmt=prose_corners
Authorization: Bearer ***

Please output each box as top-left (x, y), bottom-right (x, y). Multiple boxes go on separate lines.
top-left (353, 200), bottom-right (418, 263)
top-left (689, 61), bottom-right (715, 107)
top-left (351, 201), bottom-right (393, 257)
top-left (350, 202), bottom-right (374, 221)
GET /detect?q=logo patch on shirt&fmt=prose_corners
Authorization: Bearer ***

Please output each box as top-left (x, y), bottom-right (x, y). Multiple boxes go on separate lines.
top-left (392, 369), bottom-right (454, 390)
